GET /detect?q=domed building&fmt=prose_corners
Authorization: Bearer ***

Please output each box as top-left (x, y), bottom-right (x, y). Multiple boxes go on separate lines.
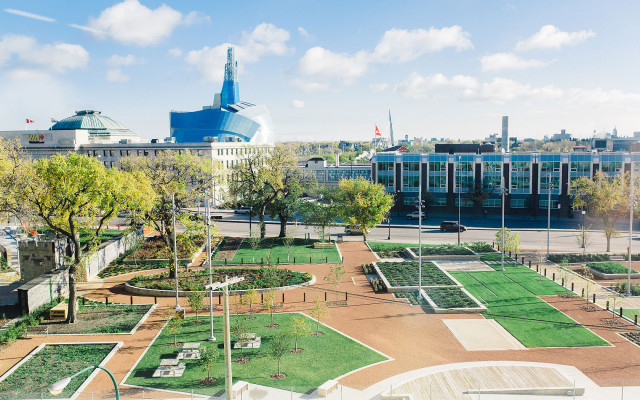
top-left (50, 110), bottom-right (141, 144)
top-left (169, 47), bottom-right (274, 144)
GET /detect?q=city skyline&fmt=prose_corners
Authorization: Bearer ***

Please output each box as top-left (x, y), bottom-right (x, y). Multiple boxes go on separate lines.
top-left (0, 0), bottom-right (638, 142)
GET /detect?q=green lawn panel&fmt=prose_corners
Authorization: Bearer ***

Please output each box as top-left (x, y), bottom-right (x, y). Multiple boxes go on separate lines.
top-left (219, 238), bottom-right (341, 264)
top-left (125, 313), bottom-right (387, 395)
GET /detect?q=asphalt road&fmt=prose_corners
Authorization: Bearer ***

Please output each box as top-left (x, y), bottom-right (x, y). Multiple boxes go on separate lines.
top-left (210, 210), bottom-right (640, 254)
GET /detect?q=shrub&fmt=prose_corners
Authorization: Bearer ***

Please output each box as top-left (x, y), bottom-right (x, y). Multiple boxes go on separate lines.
top-left (615, 282), bottom-right (640, 296)
top-left (464, 242), bottom-right (496, 253)
top-left (0, 299), bottom-right (60, 344)
top-left (587, 262), bottom-right (637, 274)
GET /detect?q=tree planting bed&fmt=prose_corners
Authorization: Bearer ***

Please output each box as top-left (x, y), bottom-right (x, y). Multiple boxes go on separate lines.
top-left (0, 343), bottom-right (118, 400)
top-left (124, 234), bottom-right (206, 262)
top-left (374, 261), bottom-right (459, 289)
top-left (128, 268), bottom-right (313, 293)
top-left (42, 303), bottom-right (153, 334)
top-left (587, 262), bottom-right (640, 279)
top-left (423, 287), bottom-right (483, 309)
top-left (367, 242), bottom-right (414, 259)
top-left (125, 313), bottom-right (387, 395)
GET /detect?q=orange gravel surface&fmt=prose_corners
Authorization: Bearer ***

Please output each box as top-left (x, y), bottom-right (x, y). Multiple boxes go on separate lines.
top-left (3, 241), bottom-right (640, 399)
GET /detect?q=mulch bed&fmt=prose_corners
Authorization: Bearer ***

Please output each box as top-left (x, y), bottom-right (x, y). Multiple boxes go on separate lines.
top-left (290, 348), bottom-right (303, 353)
top-left (270, 373), bottom-right (286, 379)
top-left (601, 318), bottom-right (625, 327)
top-left (327, 301), bottom-right (348, 307)
top-left (621, 332), bottom-right (640, 347)
top-left (234, 358), bottom-right (249, 364)
top-left (580, 305), bottom-right (597, 312)
top-left (200, 378), bottom-right (217, 385)
top-left (213, 237), bottom-right (243, 261)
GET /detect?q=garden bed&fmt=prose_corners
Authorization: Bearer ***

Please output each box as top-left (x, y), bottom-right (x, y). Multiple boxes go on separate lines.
top-left (123, 233), bottom-right (206, 262)
top-left (421, 287), bottom-right (486, 313)
top-left (213, 237), bottom-right (341, 264)
top-left (126, 268), bottom-right (314, 296)
top-left (42, 303), bottom-right (154, 334)
top-left (373, 261), bottom-right (460, 290)
top-left (588, 262), bottom-right (640, 279)
top-left (367, 242), bottom-right (413, 259)
top-left (0, 343), bottom-right (119, 400)
top-left (464, 242), bottom-right (498, 253)
top-left (405, 245), bottom-right (479, 261)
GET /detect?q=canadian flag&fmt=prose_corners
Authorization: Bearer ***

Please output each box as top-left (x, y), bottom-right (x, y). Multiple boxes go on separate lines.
top-left (375, 125), bottom-right (381, 136)
top-left (26, 119), bottom-right (34, 123)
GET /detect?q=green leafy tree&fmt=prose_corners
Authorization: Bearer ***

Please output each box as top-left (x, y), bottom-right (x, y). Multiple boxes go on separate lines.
top-left (572, 172), bottom-right (636, 252)
top-left (167, 309), bottom-right (184, 345)
top-left (229, 146), bottom-right (299, 238)
top-left (121, 150), bottom-right (222, 275)
top-left (242, 287), bottom-right (259, 319)
top-left (468, 181), bottom-right (492, 213)
top-left (197, 345), bottom-right (220, 384)
top-left (270, 331), bottom-right (290, 378)
top-left (309, 296), bottom-right (329, 335)
top-left (324, 264), bottom-right (346, 302)
top-left (299, 188), bottom-right (341, 243)
top-left (262, 288), bottom-right (277, 327)
top-left (288, 315), bottom-right (312, 352)
top-left (187, 291), bottom-right (204, 321)
top-left (494, 228), bottom-right (521, 254)
top-left (234, 318), bottom-right (250, 362)
top-left (334, 177), bottom-right (394, 241)
top-left (16, 153), bottom-right (154, 323)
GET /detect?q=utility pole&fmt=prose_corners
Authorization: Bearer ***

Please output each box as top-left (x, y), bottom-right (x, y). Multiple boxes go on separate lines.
top-left (206, 199), bottom-right (215, 341)
top-left (172, 193), bottom-right (180, 309)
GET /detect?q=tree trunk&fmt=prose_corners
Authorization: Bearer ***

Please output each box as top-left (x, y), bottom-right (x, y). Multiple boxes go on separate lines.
top-left (165, 224), bottom-right (176, 279)
top-left (259, 213), bottom-right (266, 239)
top-left (278, 216), bottom-right (287, 238)
top-left (606, 235), bottom-right (611, 252)
top-left (67, 234), bottom-right (81, 324)
top-left (277, 359), bottom-right (281, 375)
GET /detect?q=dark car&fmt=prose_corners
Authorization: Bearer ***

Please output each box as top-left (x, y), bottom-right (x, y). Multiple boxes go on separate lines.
top-left (440, 221), bottom-right (466, 232)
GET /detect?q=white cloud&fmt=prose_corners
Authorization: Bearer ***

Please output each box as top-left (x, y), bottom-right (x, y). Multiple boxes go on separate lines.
top-left (298, 27), bottom-right (310, 38)
top-left (515, 25), bottom-right (595, 51)
top-left (167, 48), bottom-right (182, 58)
top-left (293, 79), bottom-right (328, 93)
top-left (69, 24), bottom-right (104, 34)
top-left (371, 26), bottom-right (473, 63)
top-left (106, 68), bottom-right (130, 82)
top-left (186, 23), bottom-right (291, 82)
top-left (87, 0), bottom-right (202, 46)
top-left (297, 25), bottom-right (472, 85)
top-left (369, 83), bottom-right (388, 92)
top-left (567, 88), bottom-right (640, 107)
top-left (481, 52), bottom-right (552, 71)
top-left (298, 47), bottom-right (369, 84)
top-left (0, 34), bottom-right (89, 75)
top-left (4, 68), bottom-right (51, 81)
top-left (4, 8), bottom-right (55, 22)
top-left (108, 54), bottom-right (142, 66)
top-left (462, 77), bottom-right (563, 103)
top-left (394, 72), bottom-right (477, 99)
top-left (291, 100), bottom-right (305, 109)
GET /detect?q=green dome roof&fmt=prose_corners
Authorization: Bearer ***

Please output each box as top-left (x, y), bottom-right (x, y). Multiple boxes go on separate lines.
top-left (50, 110), bottom-right (135, 136)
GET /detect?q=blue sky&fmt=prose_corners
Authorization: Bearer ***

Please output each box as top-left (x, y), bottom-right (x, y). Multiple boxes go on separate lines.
top-left (0, 0), bottom-right (638, 142)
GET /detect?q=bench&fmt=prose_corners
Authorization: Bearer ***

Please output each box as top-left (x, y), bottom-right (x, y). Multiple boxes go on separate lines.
top-left (231, 380), bottom-right (248, 399)
top-left (25, 325), bottom-right (48, 336)
top-left (610, 256), bottom-right (625, 261)
top-left (313, 242), bottom-right (334, 249)
top-left (49, 303), bottom-right (68, 320)
top-left (318, 380), bottom-right (338, 397)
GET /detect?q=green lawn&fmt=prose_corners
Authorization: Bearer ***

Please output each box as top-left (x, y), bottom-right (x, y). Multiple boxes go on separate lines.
top-left (622, 308), bottom-right (640, 321)
top-left (451, 267), bottom-right (609, 348)
top-left (0, 343), bottom-right (117, 400)
top-left (587, 262), bottom-right (637, 274)
top-left (125, 313), bottom-right (387, 395)
top-left (216, 238), bottom-right (341, 264)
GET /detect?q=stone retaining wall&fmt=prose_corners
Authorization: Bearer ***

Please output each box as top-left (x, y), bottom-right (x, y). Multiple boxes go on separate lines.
top-left (17, 269), bottom-right (69, 315)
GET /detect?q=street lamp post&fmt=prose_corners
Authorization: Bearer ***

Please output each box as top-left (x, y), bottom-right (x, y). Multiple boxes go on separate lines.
top-left (206, 199), bottom-right (215, 341)
top-left (49, 365), bottom-right (119, 399)
top-left (172, 193), bottom-right (180, 309)
top-left (249, 206), bottom-right (252, 236)
top-left (387, 214), bottom-right (391, 240)
top-left (581, 210), bottom-right (586, 260)
top-left (628, 160), bottom-right (634, 296)
top-left (418, 161), bottom-right (422, 298)
top-left (457, 155), bottom-right (461, 245)
top-left (547, 182), bottom-right (554, 260)
top-left (206, 276), bottom-right (245, 400)
top-left (500, 175), bottom-right (506, 272)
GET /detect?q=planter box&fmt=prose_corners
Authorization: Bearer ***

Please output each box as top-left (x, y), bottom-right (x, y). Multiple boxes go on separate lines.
top-left (372, 261), bottom-right (463, 292)
top-left (404, 247), bottom-right (480, 261)
top-left (419, 288), bottom-right (487, 314)
top-left (589, 267), bottom-right (640, 280)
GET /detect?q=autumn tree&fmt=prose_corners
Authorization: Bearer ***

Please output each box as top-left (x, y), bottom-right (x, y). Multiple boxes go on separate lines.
top-left (16, 153), bottom-right (154, 323)
top-left (262, 288), bottom-right (278, 327)
top-left (299, 188), bottom-right (341, 243)
top-left (229, 146), bottom-right (299, 238)
top-left (334, 177), bottom-right (394, 241)
top-left (288, 315), bottom-right (312, 352)
top-left (324, 264), bottom-right (346, 302)
top-left (121, 151), bottom-right (222, 275)
top-left (188, 291), bottom-right (205, 322)
top-left (572, 172), bottom-right (635, 252)
top-left (495, 228), bottom-right (521, 254)
top-left (241, 287), bottom-right (259, 319)
top-left (167, 308), bottom-right (185, 345)
top-left (309, 297), bottom-right (329, 336)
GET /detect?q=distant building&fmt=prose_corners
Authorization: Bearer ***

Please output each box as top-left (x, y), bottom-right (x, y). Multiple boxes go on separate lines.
top-left (550, 129), bottom-right (573, 142)
top-left (501, 116), bottom-right (509, 152)
top-left (169, 47), bottom-right (274, 144)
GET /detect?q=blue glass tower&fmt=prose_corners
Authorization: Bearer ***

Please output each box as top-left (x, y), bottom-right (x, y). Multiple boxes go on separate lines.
top-left (170, 47), bottom-right (273, 143)
top-left (220, 47), bottom-right (239, 107)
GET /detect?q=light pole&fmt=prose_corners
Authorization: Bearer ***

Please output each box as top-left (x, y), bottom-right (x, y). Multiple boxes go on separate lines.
top-left (206, 275), bottom-right (245, 400)
top-left (206, 199), bottom-right (215, 341)
top-left (172, 193), bottom-right (180, 309)
top-left (500, 175), bottom-right (506, 272)
top-left (418, 161), bottom-right (422, 298)
top-left (387, 214), bottom-right (391, 240)
top-left (627, 160), bottom-right (634, 296)
top-left (457, 155), bottom-right (461, 245)
top-left (547, 182), bottom-right (554, 260)
top-left (581, 210), bottom-right (586, 260)
top-left (49, 365), bottom-right (119, 399)
top-left (249, 206), bottom-right (252, 236)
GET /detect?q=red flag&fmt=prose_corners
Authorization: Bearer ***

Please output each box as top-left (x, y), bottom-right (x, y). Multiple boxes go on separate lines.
top-left (26, 119), bottom-right (34, 123)
top-left (375, 125), bottom-right (381, 136)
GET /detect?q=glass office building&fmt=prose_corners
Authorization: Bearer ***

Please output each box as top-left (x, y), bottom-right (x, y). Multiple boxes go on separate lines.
top-left (170, 47), bottom-right (274, 144)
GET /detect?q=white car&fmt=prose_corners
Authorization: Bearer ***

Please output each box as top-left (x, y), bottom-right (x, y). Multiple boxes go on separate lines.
top-left (344, 225), bottom-right (371, 235)
top-left (407, 211), bottom-right (425, 220)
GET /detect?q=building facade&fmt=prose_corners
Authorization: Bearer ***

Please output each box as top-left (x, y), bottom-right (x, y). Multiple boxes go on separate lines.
top-left (372, 151), bottom-right (640, 217)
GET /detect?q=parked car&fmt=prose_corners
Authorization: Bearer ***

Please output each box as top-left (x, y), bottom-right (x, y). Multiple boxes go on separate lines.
top-left (234, 206), bottom-right (251, 214)
top-left (407, 211), bottom-right (425, 220)
top-left (440, 221), bottom-right (467, 232)
top-left (344, 225), bottom-right (371, 235)
top-left (117, 210), bottom-right (130, 218)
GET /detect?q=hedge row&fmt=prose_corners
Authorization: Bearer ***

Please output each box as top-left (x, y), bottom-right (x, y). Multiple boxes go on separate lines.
top-left (0, 300), bottom-right (61, 345)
